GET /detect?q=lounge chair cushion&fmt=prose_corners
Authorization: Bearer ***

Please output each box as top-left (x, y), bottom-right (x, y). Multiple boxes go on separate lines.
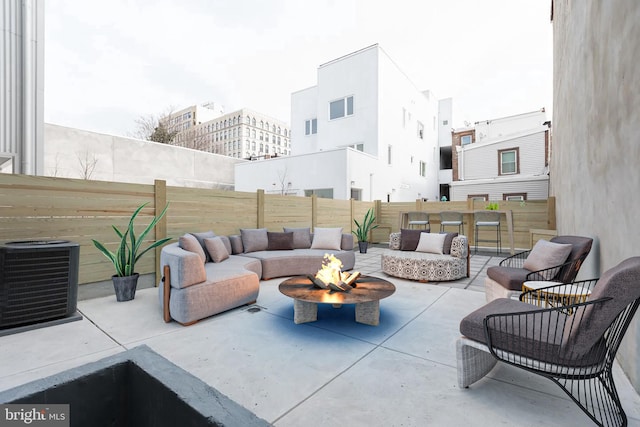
top-left (442, 232), bottom-right (458, 255)
top-left (523, 239), bottom-right (572, 272)
top-left (460, 298), bottom-right (569, 364)
top-left (563, 257), bottom-right (640, 356)
top-left (486, 266), bottom-right (532, 291)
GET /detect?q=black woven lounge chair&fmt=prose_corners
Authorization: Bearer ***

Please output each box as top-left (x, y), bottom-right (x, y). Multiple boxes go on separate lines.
top-left (457, 257), bottom-right (640, 427)
top-left (484, 235), bottom-right (593, 301)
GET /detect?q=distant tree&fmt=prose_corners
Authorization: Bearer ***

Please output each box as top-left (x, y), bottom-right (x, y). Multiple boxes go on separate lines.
top-left (131, 106), bottom-right (178, 144)
top-left (77, 151), bottom-right (98, 180)
top-left (149, 122), bottom-right (178, 144)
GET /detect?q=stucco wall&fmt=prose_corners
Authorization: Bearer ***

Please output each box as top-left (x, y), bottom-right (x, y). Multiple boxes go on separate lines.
top-left (551, 0), bottom-right (640, 391)
top-left (44, 124), bottom-right (243, 188)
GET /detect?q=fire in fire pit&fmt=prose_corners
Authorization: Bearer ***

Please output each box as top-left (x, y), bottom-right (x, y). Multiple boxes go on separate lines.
top-left (309, 254), bottom-right (360, 292)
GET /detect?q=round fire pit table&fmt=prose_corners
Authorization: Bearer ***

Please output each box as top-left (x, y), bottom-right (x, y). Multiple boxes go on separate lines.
top-left (278, 275), bottom-right (395, 326)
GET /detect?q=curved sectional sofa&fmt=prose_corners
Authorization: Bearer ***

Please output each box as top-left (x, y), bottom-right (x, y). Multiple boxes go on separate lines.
top-left (159, 228), bottom-right (355, 325)
top-left (381, 231), bottom-right (469, 282)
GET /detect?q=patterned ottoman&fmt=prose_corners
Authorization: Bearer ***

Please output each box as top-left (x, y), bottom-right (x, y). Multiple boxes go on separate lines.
top-left (381, 233), bottom-right (469, 282)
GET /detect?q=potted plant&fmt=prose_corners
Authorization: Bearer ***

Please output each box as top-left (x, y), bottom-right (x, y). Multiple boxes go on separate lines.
top-left (92, 203), bottom-right (171, 302)
top-left (352, 208), bottom-right (379, 253)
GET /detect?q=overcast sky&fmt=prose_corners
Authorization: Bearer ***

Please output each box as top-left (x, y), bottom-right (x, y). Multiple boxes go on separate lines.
top-left (44, 0), bottom-right (553, 138)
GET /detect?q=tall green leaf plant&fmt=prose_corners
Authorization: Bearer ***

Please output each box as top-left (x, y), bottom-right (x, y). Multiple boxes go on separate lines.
top-left (92, 203), bottom-right (171, 277)
top-left (352, 208), bottom-right (379, 242)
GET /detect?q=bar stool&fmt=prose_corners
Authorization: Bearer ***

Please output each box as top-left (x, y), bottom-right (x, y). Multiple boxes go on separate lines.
top-left (439, 211), bottom-right (463, 234)
top-left (407, 211), bottom-right (430, 230)
top-left (474, 211), bottom-right (501, 254)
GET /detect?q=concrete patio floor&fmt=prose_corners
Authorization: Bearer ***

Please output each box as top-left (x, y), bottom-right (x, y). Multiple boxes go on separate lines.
top-left (2, 247), bottom-right (640, 426)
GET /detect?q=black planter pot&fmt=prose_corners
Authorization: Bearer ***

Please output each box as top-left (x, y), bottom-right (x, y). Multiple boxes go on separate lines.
top-left (358, 241), bottom-right (369, 254)
top-left (112, 273), bottom-right (139, 302)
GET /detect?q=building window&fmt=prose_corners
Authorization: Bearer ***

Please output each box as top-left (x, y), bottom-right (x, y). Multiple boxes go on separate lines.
top-left (305, 118), bottom-right (317, 135)
top-left (329, 96), bottom-right (354, 120)
top-left (419, 161), bottom-right (426, 177)
top-left (461, 135), bottom-right (472, 146)
top-left (468, 194), bottom-right (488, 201)
top-left (499, 148), bottom-right (519, 175)
top-left (417, 121), bottom-right (424, 139)
top-left (387, 145), bottom-right (392, 165)
top-left (304, 188), bottom-right (334, 199)
top-left (503, 193), bottom-right (527, 201)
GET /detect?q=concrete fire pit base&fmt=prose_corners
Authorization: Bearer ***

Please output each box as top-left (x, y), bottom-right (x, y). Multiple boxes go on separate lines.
top-left (0, 345), bottom-right (269, 427)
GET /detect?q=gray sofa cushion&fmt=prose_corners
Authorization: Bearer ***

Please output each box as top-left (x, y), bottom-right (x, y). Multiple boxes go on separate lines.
top-left (283, 227), bottom-right (312, 249)
top-left (486, 266), bottom-right (532, 291)
top-left (241, 248), bottom-right (356, 280)
top-left (240, 228), bottom-right (269, 253)
top-left (204, 237), bottom-right (230, 263)
top-left (179, 234), bottom-right (206, 264)
top-left (190, 231), bottom-right (217, 262)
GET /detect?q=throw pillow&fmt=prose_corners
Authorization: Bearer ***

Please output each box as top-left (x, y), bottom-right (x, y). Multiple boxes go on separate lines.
top-left (203, 237), bottom-right (230, 263)
top-left (441, 232), bottom-right (458, 255)
top-left (267, 231), bottom-right (294, 250)
top-left (400, 229), bottom-right (424, 251)
top-left (283, 227), bottom-right (312, 249)
top-left (415, 233), bottom-right (447, 255)
top-left (310, 227), bottom-right (343, 251)
top-left (190, 231), bottom-right (216, 262)
top-left (179, 233), bottom-right (206, 264)
top-left (523, 239), bottom-right (573, 272)
top-left (240, 228), bottom-right (269, 253)
top-left (218, 235), bottom-right (233, 254)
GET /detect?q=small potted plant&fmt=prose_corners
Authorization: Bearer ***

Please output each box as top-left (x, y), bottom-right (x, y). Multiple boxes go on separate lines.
top-left (352, 208), bottom-right (379, 253)
top-left (92, 203), bottom-right (171, 301)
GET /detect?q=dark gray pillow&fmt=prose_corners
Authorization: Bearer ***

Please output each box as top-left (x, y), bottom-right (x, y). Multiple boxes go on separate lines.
top-left (283, 227), bottom-right (312, 249)
top-left (441, 232), bottom-right (458, 255)
top-left (240, 228), bottom-right (269, 253)
top-left (400, 229), bottom-right (424, 251)
top-left (267, 232), bottom-right (294, 250)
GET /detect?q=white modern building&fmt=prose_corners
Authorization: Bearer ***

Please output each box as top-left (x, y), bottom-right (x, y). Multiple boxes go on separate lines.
top-left (449, 109), bottom-right (551, 201)
top-left (163, 104), bottom-right (291, 159)
top-left (235, 44), bottom-right (452, 201)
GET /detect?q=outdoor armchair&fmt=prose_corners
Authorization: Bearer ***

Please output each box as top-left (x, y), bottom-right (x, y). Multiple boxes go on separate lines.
top-left (458, 257), bottom-right (640, 427)
top-left (484, 235), bottom-right (593, 302)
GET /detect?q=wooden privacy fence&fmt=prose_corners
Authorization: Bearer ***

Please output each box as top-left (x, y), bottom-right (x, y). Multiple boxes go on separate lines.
top-left (0, 174), bottom-right (555, 285)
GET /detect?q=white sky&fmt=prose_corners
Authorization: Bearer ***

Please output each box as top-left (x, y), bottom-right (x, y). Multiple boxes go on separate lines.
top-left (44, 0), bottom-right (553, 137)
